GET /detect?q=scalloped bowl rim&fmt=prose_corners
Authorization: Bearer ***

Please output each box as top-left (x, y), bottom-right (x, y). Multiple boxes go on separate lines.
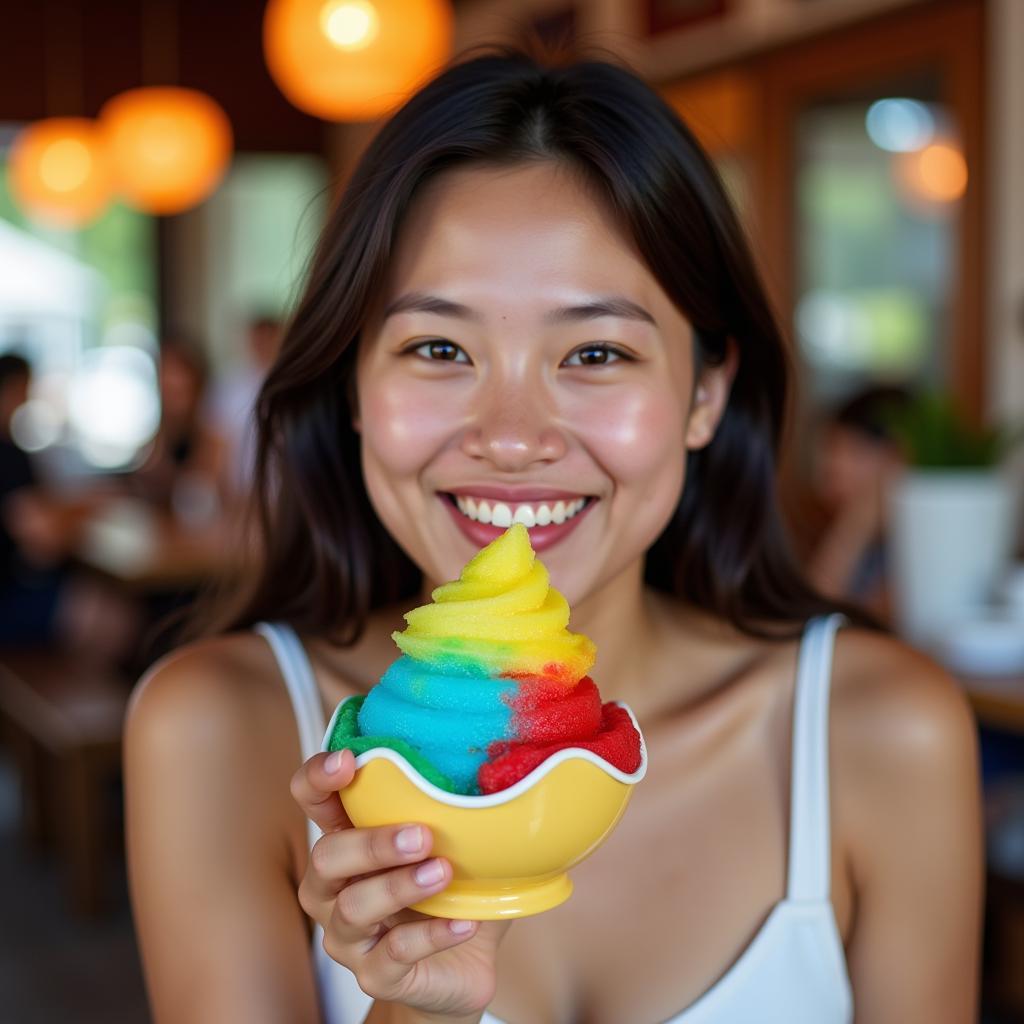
top-left (322, 696), bottom-right (648, 809)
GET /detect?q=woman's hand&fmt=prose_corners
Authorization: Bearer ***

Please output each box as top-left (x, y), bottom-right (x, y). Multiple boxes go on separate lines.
top-left (291, 750), bottom-right (512, 1022)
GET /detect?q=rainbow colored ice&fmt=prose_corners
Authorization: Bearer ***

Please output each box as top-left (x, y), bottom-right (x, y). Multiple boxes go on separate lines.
top-left (327, 524), bottom-right (642, 795)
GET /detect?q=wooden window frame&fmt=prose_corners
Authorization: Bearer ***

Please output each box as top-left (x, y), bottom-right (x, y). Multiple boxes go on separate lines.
top-left (748, 0), bottom-right (987, 424)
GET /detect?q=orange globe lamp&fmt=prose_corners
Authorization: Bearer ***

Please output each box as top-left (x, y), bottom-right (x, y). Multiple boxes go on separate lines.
top-left (100, 87), bottom-right (233, 215)
top-left (8, 117), bottom-right (112, 228)
top-left (263, 0), bottom-right (453, 121)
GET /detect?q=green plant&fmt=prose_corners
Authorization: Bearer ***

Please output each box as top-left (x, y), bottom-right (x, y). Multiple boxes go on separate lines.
top-left (884, 392), bottom-right (1023, 469)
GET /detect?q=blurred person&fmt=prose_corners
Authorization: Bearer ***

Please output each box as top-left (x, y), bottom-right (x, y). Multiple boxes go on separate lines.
top-left (126, 51), bottom-right (982, 1024)
top-left (0, 352), bottom-right (68, 640)
top-left (131, 333), bottom-right (213, 515)
top-left (198, 314), bottom-right (282, 510)
top-left (805, 385), bottom-right (912, 619)
top-left (0, 353), bottom-right (139, 663)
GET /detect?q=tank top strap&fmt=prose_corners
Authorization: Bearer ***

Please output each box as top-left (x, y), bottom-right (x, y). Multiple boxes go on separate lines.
top-left (786, 612), bottom-right (848, 903)
top-left (254, 621), bottom-right (326, 850)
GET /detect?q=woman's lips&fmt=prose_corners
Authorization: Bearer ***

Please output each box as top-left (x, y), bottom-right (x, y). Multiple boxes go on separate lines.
top-left (440, 493), bottom-right (596, 552)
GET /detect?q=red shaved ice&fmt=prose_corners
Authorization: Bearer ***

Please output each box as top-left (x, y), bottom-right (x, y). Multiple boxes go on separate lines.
top-left (477, 703), bottom-right (642, 795)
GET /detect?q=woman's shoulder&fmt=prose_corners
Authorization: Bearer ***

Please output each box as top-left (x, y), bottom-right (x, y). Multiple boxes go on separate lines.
top-left (827, 623), bottom-right (981, 858)
top-left (829, 623), bottom-right (977, 767)
top-left (126, 629), bottom-right (298, 780)
top-left (124, 630), bottom-right (321, 1019)
top-left (825, 623), bottom-right (984, 1001)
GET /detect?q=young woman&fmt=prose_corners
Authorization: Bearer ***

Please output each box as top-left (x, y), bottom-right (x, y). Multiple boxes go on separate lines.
top-left (125, 47), bottom-right (983, 1024)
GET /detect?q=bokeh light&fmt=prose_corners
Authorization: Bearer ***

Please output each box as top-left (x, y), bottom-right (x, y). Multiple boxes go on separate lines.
top-left (796, 287), bottom-right (927, 374)
top-left (100, 87), bottom-right (233, 215)
top-left (263, 0), bottom-right (452, 121)
top-left (895, 140), bottom-right (968, 205)
top-left (865, 98), bottom-right (935, 153)
top-left (11, 399), bottom-right (62, 453)
top-left (7, 118), bottom-right (113, 227)
top-left (67, 346), bottom-right (160, 467)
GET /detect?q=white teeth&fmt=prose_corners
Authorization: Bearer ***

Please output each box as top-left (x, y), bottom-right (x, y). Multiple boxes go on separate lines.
top-left (491, 502), bottom-right (513, 527)
top-left (451, 494), bottom-right (590, 527)
top-left (512, 505), bottom-right (536, 527)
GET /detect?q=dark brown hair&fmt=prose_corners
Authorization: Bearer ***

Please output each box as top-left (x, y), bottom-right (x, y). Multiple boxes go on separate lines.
top-left (193, 45), bottom-right (884, 645)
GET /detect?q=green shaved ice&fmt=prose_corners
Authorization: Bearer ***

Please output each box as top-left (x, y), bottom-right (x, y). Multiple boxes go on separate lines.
top-left (326, 695), bottom-right (466, 794)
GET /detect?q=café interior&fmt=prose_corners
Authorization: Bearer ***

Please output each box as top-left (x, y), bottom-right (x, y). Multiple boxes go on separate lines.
top-left (1, 0), bottom-right (1023, 1020)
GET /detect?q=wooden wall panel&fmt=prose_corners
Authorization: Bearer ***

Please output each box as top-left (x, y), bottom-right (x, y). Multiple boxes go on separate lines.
top-left (0, 1), bottom-right (326, 154)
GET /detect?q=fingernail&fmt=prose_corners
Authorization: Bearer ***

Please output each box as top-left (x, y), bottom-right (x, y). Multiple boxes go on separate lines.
top-left (449, 919), bottom-right (474, 935)
top-left (324, 751), bottom-right (344, 775)
top-left (395, 826), bottom-right (423, 854)
top-left (414, 859), bottom-right (445, 887)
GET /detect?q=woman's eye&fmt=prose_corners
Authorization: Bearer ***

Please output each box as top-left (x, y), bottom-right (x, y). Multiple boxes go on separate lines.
top-left (563, 344), bottom-right (628, 367)
top-left (409, 340), bottom-right (470, 363)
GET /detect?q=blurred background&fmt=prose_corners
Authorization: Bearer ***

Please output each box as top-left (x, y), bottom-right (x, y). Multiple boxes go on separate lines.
top-left (1, 0), bottom-right (1022, 1019)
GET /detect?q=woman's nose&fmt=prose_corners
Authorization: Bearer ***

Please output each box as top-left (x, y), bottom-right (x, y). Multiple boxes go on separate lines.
top-left (460, 384), bottom-right (567, 471)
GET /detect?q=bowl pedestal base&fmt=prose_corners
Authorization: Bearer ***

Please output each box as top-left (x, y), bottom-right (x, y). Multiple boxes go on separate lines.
top-left (411, 872), bottom-right (573, 920)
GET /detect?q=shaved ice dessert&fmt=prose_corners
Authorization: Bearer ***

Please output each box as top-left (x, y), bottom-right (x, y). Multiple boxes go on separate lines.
top-left (325, 523), bottom-right (642, 796)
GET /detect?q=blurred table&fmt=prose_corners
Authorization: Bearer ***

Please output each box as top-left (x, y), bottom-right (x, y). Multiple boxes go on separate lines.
top-left (960, 672), bottom-right (1024, 735)
top-left (0, 650), bottom-right (128, 916)
top-left (73, 498), bottom-right (239, 592)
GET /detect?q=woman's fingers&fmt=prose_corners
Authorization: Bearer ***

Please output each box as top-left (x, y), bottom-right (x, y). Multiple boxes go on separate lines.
top-left (290, 749), bottom-right (356, 833)
top-left (332, 855), bottom-right (451, 931)
top-left (301, 822), bottom-right (436, 916)
top-left (291, 749), bottom-right (492, 1007)
top-left (356, 917), bottom-right (480, 1000)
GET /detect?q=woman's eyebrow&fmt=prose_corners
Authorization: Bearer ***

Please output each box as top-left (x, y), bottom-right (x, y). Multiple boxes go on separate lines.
top-left (382, 292), bottom-right (657, 327)
top-left (546, 297), bottom-right (657, 327)
top-left (383, 293), bottom-right (481, 322)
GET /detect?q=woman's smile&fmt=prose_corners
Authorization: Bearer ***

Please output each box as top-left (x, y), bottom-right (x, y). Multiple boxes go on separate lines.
top-left (439, 489), bottom-right (598, 553)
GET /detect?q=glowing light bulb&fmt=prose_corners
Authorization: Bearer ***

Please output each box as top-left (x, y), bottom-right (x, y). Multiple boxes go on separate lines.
top-left (320, 0), bottom-right (378, 50)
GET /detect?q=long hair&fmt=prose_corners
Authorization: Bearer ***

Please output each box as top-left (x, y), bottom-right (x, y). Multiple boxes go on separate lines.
top-left (192, 44), bottom-right (883, 645)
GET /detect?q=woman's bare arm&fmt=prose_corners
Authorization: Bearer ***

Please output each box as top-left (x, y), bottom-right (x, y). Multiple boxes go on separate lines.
top-left (835, 636), bottom-right (984, 1023)
top-left (124, 641), bottom-right (322, 1023)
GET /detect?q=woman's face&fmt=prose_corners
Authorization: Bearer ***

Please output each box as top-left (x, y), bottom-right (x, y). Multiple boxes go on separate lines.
top-left (356, 161), bottom-right (730, 605)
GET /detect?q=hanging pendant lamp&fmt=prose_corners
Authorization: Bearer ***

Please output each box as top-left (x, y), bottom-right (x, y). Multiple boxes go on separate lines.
top-left (263, 0), bottom-right (453, 121)
top-left (9, 3), bottom-right (112, 228)
top-left (99, 86), bottom-right (233, 216)
top-left (8, 117), bottom-right (113, 228)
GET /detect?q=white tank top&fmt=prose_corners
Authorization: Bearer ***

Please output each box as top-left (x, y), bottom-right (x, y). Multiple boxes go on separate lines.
top-left (256, 612), bottom-right (854, 1024)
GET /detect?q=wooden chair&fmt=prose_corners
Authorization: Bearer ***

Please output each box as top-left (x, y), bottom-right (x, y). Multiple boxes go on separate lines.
top-left (0, 650), bottom-right (128, 916)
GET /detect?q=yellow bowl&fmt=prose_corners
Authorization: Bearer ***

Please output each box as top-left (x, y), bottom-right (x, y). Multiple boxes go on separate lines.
top-left (321, 698), bottom-right (647, 920)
